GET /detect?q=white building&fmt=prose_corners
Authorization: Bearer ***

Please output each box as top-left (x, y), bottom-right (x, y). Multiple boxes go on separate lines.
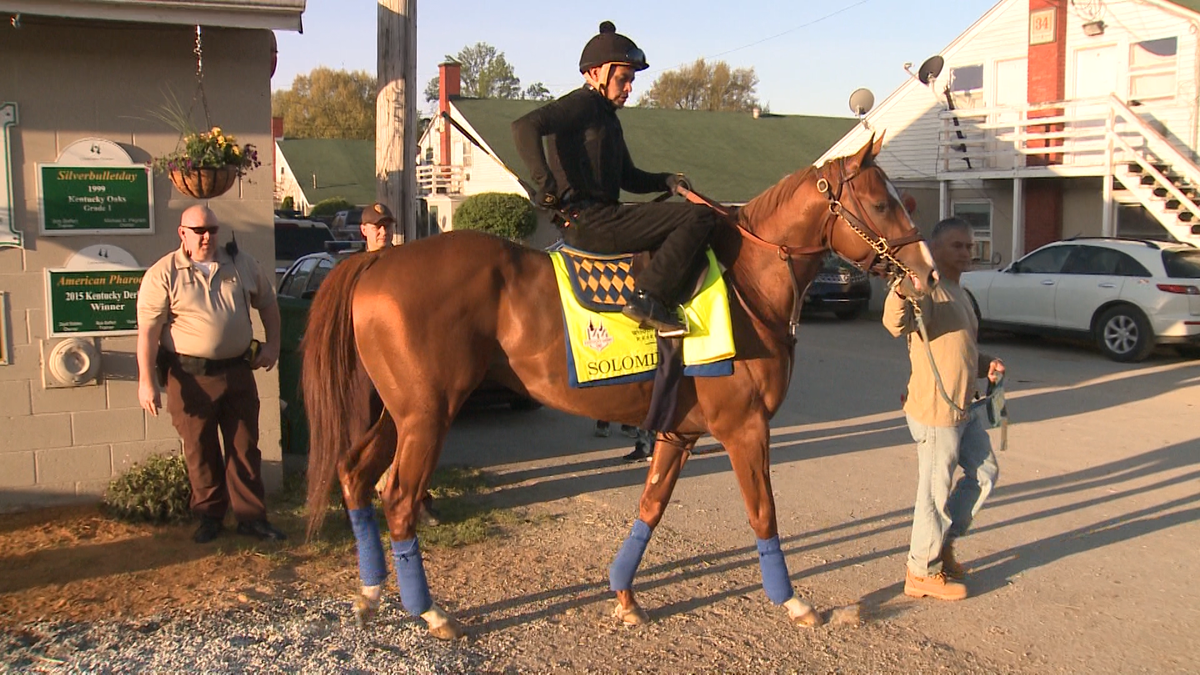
top-left (0, 1), bottom-right (303, 509)
top-left (821, 0), bottom-right (1200, 269)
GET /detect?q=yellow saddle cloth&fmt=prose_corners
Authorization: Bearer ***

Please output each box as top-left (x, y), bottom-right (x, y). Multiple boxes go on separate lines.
top-left (549, 248), bottom-right (736, 387)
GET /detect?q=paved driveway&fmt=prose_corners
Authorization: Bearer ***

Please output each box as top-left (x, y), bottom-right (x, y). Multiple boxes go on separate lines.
top-left (442, 317), bottom-right (1200, 673)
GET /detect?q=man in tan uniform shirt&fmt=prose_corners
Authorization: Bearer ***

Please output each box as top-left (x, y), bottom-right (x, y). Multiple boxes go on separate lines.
top-left (136, 205), bottom-right (285, 544)
top-left (884, 217), bottom-right (1004, 601)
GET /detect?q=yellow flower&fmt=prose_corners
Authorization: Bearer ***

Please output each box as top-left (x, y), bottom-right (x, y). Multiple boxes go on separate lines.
top-left (211, 126), bottom-right (221, 134)
top-left (231, 145), bottom-right (241, 156)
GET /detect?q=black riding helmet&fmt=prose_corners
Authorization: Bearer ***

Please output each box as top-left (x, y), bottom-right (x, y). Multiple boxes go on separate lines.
top-left (579, 21), bottom-right (648, 73)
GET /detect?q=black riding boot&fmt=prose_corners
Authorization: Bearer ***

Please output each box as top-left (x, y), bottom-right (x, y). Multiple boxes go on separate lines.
top-left (623, 289), bottom-right (687, 336)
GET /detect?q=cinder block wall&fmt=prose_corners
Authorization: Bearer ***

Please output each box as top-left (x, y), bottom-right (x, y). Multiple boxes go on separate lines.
top-left (0, 19), bottom-right (281, 509)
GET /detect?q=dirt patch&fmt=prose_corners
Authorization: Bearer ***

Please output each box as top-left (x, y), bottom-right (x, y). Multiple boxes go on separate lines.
top-left (0, 491), bottom-right (1024, 674)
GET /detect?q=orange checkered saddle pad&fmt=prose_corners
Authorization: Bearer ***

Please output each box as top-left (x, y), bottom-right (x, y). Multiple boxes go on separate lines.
top-left (554, 244), bottom-right (643, 313)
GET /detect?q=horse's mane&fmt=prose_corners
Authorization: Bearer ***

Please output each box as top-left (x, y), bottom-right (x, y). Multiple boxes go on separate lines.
top-left (738, 165), bottom-right (818, 225)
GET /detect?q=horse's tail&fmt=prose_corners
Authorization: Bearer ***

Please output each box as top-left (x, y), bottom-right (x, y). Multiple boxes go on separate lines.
top-left (302, 252), bottom-right (378, 541)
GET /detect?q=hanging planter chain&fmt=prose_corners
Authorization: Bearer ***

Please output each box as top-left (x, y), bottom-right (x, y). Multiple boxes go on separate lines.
top-left (188, 24), bottom-right (214, 133)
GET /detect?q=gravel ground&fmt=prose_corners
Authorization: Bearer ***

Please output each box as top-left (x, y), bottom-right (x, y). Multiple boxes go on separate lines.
top-left (0, 597), bottom-right (483, 675)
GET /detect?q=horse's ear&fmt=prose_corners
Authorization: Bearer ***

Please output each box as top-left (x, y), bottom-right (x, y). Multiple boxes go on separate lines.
top-left (871, 130), bottom-right (887, 158)
top-left (845, 133), bottom-right (876, 174)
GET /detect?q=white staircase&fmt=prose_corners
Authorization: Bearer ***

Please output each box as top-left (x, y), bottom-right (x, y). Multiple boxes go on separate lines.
top-left (936, 94), bottom-right (1200, 247)
top-left (1106, 97), bottom-right (1200, 246)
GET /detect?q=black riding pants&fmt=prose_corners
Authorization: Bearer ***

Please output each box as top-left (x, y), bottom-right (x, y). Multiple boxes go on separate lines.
top-left (562, 201), bottom-right (720, 305)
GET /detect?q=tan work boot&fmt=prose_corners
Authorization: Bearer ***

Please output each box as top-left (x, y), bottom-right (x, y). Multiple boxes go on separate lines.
top-left (904, 568), bottom-right (968, 601)
top-left (941, 539), bottom-right (966, 580)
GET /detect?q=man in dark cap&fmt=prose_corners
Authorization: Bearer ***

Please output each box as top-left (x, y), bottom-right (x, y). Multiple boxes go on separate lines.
top-left (512, 21), bottom-right (721, 336)
top-left (359, 202), bottom-right (395, 252)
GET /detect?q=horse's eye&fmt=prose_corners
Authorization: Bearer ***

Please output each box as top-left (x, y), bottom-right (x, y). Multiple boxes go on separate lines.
top-left (874, 201), bottom-right (888, 213)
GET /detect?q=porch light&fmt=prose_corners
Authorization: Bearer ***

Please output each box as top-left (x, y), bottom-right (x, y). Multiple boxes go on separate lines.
top-left (1082, 20), bottom-right (1105, 37)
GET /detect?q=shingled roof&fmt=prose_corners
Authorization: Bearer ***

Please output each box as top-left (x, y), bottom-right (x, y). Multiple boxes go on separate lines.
top-left (277, 139), bottom-right (376, 207)
top-left (1167, 0), bottom-right (1200, 14)
top-left (452, 98), bottom-right (857, 204)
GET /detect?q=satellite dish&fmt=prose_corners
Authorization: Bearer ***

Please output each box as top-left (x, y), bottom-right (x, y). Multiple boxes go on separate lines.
top-left (918, 55), bottom-right (944, 85)
top-left (848, 88), bottom-right (875, 117)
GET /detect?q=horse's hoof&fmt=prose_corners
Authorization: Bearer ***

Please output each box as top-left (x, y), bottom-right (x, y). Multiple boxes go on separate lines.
top-left (613, 602), bottom-right (649, 626)
top-left (427, 616), bottom-right (465, 641)
top-left (352, 595), bottom-right (379, 629)
top-left (784, 596), bottom-right (824, 628)
top-left (790, 608), bottom-right (824, 628)
top-left (422, 603), bottom-right (466, 640)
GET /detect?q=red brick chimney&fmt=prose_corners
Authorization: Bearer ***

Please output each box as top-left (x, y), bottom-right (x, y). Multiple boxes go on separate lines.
top-left (438, 60), bottom-right (461, 165)
top-left (1024, 0), bottom-right (1068, 252)
top-left (271, 116), bottom-right (284, 169)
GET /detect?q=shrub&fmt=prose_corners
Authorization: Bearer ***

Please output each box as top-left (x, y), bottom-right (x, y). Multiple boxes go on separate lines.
top-left (310, 196), bottom-right (355, 217)
top-left (280, 196), bottom-right (295, 210)
top-left (103, 453), bottom-right (192, 524)
top-left (453, 192), bottom-right (537, 241)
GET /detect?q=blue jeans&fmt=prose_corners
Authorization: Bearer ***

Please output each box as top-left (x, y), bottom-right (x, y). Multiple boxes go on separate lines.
top-left (906, 412), bottom-right (999, 576)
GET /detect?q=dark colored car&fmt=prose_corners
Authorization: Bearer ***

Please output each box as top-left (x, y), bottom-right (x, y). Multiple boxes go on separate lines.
top-left (276, 251), bottom-right (539, 454)
top-left (803, 253), bottom-right (872, 320)
top-left (274, 218), bottom-right (334, 279)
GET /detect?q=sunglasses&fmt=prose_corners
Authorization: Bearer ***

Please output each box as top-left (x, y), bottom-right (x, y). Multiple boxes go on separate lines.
top-left (184, 226), bottom-right (219, 235)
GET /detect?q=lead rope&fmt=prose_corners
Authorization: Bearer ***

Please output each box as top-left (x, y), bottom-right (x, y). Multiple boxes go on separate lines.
top-left (817, 175), bottom-right (996, 425)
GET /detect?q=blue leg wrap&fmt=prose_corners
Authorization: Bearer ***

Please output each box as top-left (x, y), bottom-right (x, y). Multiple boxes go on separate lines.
top-left (609, 519), bottom-right (653, 592)
top-left (392, 537), bottom-right (434, 616)
top-left (347, 507), bottom-right (388, 587)
top-left (757, 536), bottom-right (795, 604)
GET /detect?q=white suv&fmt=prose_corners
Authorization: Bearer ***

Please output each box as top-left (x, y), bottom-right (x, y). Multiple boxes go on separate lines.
top-left (961, 238), bottom-right (1200, 362)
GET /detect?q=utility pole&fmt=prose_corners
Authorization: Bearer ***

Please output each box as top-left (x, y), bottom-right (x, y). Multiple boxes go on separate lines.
top-left (376, 0), bottom-right (416, 243)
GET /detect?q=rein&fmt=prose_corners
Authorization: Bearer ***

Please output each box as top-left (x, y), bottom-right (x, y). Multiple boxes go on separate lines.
top-left (677, 186), bottom-right (824, 342)
top-left (678, 157), bottom-right (925, 342)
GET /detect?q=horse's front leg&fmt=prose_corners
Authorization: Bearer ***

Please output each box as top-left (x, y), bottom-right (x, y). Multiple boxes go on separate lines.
top-left (378, 424), bottom-right (464, 641)
top-left (611, 432), bottom-right (697, 625)
top-left (723, 423), bottom-right (824, 628)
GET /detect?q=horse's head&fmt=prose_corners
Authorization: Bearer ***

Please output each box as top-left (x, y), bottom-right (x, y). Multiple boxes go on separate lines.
top-left (819, 134), bottom-right (938, 296)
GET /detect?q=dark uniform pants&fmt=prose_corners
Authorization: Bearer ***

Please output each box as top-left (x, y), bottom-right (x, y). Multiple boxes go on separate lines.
top-left (165, 359), bottom-right (267, 522)
top-left (563, 201), bottom-right (720, 305)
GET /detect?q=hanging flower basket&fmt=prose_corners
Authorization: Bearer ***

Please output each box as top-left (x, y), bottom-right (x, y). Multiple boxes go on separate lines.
top-left (168, 164), bottom-right (239, 199)
top-left (151, 124), bottom-right (261, 200)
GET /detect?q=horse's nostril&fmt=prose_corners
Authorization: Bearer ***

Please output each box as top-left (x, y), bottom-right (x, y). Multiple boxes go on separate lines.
top-left (928, 271), bottom-right (940, 289)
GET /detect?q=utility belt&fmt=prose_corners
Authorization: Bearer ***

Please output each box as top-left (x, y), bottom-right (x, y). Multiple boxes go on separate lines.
top-left (156, 340), bottom-right (260, 384)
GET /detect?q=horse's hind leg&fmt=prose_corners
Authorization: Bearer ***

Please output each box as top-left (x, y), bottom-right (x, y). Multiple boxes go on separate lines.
top-left (611, 432), bottom-right (697, 625)
top-left (338, 412), bottom-right (397, 628)
top-left (377, 417), bottom-right (465, 641)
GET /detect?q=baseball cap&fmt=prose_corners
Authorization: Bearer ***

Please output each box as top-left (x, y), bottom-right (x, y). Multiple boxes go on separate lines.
top-left (361, 203), bottom-right (395, 226)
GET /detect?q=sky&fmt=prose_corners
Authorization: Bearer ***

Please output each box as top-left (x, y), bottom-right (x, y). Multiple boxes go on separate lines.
top-left (273, 0), bottom-right (1002, 118)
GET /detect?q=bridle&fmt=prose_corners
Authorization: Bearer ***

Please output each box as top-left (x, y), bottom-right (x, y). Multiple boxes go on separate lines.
top-left (678, 158), bottom-right (926, 342)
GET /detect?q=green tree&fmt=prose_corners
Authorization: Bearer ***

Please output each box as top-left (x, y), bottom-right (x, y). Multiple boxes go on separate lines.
top-left (279, 196), bottom-right (295, 211)
top-left (638, 59), bottom-right (760, 112)
top-left (272, 67), bottom-right (375, 139)
top-left (309, 196), bottom-right (355, 217)
top-left (453, 192), bottom-right (537, 241)
top-left (522, 82), bottom-right (553, 101)
top-left (424, 43), bottom-right (524, 102)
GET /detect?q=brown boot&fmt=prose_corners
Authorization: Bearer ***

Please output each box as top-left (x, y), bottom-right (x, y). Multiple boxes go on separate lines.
top-left (904, 568), bottom-right (968, 601)
top-left (941, 539), bottom-right (966, 580)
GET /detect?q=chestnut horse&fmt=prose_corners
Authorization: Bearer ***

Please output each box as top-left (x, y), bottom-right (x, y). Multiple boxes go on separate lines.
top-left (302, 136), bottom-right (936, 639)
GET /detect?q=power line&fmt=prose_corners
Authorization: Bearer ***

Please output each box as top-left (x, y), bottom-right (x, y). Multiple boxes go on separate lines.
top-left (703, 0), bottom-right (876, 62)
top-left (541, 0), bottom-right (878, 92)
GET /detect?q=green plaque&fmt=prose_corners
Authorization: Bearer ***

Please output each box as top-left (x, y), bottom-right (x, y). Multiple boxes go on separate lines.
top-left (38, 165), bottom-right (153, 234)
top-left (46, 268), bottom-right (146, 336)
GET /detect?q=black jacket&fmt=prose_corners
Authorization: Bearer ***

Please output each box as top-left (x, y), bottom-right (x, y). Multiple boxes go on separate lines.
top-left (512, 86), bottom-right (669, 205)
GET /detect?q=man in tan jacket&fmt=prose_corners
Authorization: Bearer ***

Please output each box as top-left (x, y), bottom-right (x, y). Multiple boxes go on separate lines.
top-left (136, 205), bottom-right (285, 544)
top-left (884, 217), bottom-right (1004, 601)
